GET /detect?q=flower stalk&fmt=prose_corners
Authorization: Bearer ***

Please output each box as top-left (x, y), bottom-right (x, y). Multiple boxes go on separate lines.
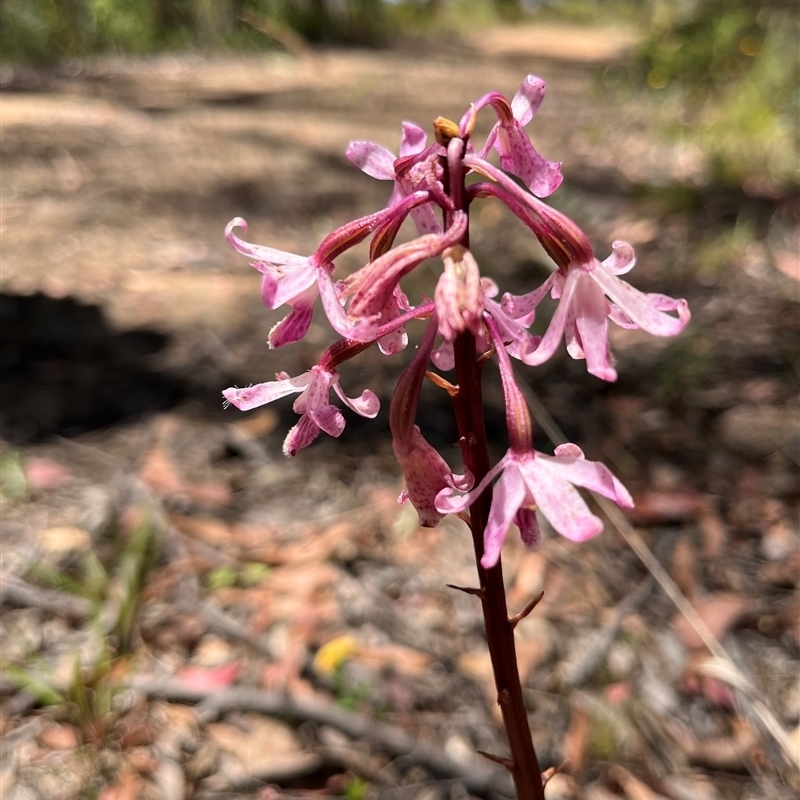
top-left (452, 331), bottom-right (545, 800)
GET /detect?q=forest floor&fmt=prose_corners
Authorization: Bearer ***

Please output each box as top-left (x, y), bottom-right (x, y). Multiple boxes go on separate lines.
top-left (1, 20), bottom-right (799, 800)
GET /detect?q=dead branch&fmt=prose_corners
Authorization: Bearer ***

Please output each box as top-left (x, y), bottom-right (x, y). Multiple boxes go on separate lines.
top-left (0, 574), bottom-right (92, 621)
top-left (128, 675), bottom-right (514, 797)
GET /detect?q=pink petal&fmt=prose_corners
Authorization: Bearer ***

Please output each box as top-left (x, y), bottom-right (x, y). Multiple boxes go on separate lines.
top-left (572, 274), bottom-right (617, 381)
top-left (309, 404), bottom-right (345, 438)
top-left (435, 456), bottom-right (508, 515)
top-left (485, 298), bottom-right (541, 360)
top-left (317, 271), bottom-right (380, 342)
top-left (283, 416), bottom-right (320, 457)
top-left (521, 268), bottom-right (581, 365)
top-left (378, 326), bottom-right (408, 356)
top-left (333, 383), bottom-right (380, 418)
top-left (408, 204), bottom-right (444, 235)
top-left (496, 123), bottom-right (563, 197)
top-left (267, 287), bottom-right (318, 349)
top-left (376, 287), bottom-right (411, 355)
top-left (607, 303), bottom-right (638, 329)
top-left (553, 443), bottom-right (583, 458)
top-left (225, 218), bottom-right (307, 265)
top-left (399, 122), bottom-right (427, 156)
top-left (482, 462), bottom-right (528, 568)
top-left (590, 267), bottom-right (691, 337)
top-left (521, 459), bottom-right (604, 542)
top-left (223, 374), bottom-right (309, 411)
top-left (501, 272), bottom-right (556, 319)
top-left (303, 370), bottom-right (345, 437)
top-left (431, 341), bottom-right (455, 371)
top-left (268, 262), bottom-right (319, 309)
top-left (602, 240), bottom-right (636, 275)
top-left (178, 662), bottom-right (242, 692)
top-left (511, 75), bottom-right (546, 126)
top-left (514, 506), bottom-right (541, 548)
top-left (540, 451), bottom-right (633, 508)
top-left (346, 141), bottom-right (395, 180)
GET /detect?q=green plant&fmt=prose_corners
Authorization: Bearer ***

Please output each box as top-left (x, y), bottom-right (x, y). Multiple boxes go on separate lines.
top-left (0, 449), bottom-right (28, 501)
top-left (3, 516), bottom-right (159, 740)
top-left (343, 776), bottom-right (370, 800)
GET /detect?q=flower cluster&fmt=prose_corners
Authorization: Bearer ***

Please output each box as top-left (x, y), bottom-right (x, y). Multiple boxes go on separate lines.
top-left (223, 76), bottom-right (690, 567)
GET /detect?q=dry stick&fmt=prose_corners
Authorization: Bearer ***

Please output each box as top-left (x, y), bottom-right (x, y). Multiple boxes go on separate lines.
top-left (0, 574), bottom-right (92, 621)
top-left (128, 676), bottom-right (513, 797)
top-left (520, 380), bottom-right (799, 770)
top-left (452, 332), bottom-right (545, 800)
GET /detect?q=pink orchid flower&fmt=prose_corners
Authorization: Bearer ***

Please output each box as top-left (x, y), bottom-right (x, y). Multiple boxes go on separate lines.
top-left (436, 442), bottom-right (634, 567)
top-left (226, 192), bottom-right (433, 348)
top-left (466, 75), bottom-right (563, 198)
top-left (223, 364), bottom-right (379, 457)
top-left (464, 161), bottom-right (690, 381)
top-left (435, 314), bottom-right (632, 567)
top-left (346, 122), bottom-right (443, 234)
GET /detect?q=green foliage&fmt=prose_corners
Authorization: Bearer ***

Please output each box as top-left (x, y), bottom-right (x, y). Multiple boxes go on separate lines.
top-left (0, 0), bottom-right (159, 62)
top-left (694, 215), bottom-right (756, 280)
top-left (2, 515), bottom-right (159, 741)
top-left (205, 564), bottom-right (239, 590)
top-left (343, 776), bottom-right (370, 800)
top-left (28, 550), bottom-right (108, 607)
top-left (638, 1), bottom-right (764, 92)
top-left (331, 664), bottom-right (372, 711)
top-left (535, 0), bottom-right (641, 25)
top-left (2, 663), bottom-right (66, 707)
top-left (0, 0), bottom-right (393, 63)
top-left (635, 2), bottom-right (799, 187)
top-left (699, 21), bottom-right (799, 186)
top-left (0, 449), bottom-right (28, 501)
top-left (205, 561), bottom-right (270, 589)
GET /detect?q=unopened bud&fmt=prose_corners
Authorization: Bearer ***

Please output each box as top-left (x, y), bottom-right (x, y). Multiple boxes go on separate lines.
top-left (434, 116), bottom-right (460, 147)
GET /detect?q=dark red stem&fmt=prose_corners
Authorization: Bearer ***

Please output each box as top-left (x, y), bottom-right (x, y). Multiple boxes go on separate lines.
top-left (442, 132), bottom-right (543, 799)
top-left (452, 333), bottom-right (544, 800)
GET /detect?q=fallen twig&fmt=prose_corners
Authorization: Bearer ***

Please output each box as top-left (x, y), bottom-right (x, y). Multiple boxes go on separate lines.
top-left (128, 675), bottom-right (514, 797)
top-left (0, 574), bottom-right (92, 621)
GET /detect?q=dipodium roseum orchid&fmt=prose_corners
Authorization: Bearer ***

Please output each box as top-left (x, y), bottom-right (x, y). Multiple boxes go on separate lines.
top-left (435, 315), bottom-right (633, 567)
top-left (347, 121), bottom-right (443, 235)
top-left (222, 75), bottom-right (690, 799)
top-left (464, 161), bottom-right (690, 380)
top-left (222, 345), bottom-right (377, 457)
top-left (466, 75), bottom-right (563, 198)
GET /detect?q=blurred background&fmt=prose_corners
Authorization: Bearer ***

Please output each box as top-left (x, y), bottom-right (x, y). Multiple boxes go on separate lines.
top-left (1, 2), bottom-right (798, 799)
